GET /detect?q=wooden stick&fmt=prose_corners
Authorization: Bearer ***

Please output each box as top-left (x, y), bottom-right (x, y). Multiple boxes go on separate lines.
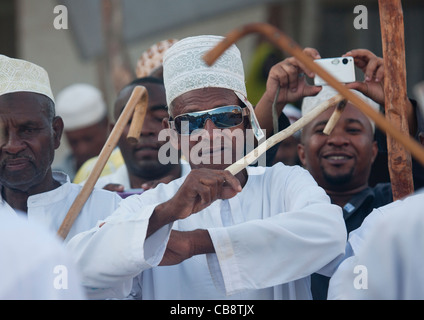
top-left (226, 94), bottom-right (345, 175)
top-left (323, 99), bottom-right (347, 135)
top-left (57, 86), bottom-right (146, 240)
top-left (127, 89), bottom-right (149, 143)
top-left (379, 0), bottom-right (414, 200)
top-left (203, 22), bottom-right (424, 169)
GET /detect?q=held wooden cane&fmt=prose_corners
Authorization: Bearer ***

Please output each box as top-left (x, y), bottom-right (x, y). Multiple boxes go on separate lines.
top-left (203, 22), bottom-right (424, 171)
top-left (323, 100), bottom-right (347, 135)
top-left (379, 0), bottom-right (414, 200)
top-left (57, 86), bottom-right (148, 240)
top-left (226, 95), bottom-right (346, 175)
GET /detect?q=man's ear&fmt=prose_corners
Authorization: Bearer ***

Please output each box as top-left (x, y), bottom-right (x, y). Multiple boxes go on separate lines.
top-left (52, 116), bottom-right (64, 150)
top-left (370, 140), bottom-right (379, 164)
top-left (297, 143), bottom-right (307, 168)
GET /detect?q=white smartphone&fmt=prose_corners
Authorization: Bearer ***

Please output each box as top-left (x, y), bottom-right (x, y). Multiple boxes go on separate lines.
top-left (313, 57), bottom-right (356, 86)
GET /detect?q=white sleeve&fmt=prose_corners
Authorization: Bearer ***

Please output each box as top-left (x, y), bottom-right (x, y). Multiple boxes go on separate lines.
top-left (207, 168), bottom-right (346, 295)
top-left (66, 195), bottom-right (172, 300)
top-left (0, 215), bottom-right (86, 300)
top-left (328, 193), bottom-right (424, 299)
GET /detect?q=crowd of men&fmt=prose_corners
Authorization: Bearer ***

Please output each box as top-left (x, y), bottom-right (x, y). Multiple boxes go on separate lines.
top-left (1, 30), bottom-right (423, 300)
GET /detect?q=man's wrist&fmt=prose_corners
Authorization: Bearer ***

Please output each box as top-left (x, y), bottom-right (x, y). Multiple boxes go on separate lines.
top-left (147, 200), bottom-right (178, 238)
top-left (189, 229), bottom-right (215, 256)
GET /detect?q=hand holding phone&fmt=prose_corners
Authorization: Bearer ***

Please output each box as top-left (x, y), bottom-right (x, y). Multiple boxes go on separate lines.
top-left (314, 57), bottom-right (356, 86)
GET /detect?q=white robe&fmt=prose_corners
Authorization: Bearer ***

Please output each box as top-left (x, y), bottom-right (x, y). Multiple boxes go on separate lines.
top-left (328, 191), bottom-right (424, 300)
top-left (0, 213), bottom-right (86, 299)
top-left (0, 172), bottom-right (122, 243)
top-left (67, 163), bottom-right (346, 300)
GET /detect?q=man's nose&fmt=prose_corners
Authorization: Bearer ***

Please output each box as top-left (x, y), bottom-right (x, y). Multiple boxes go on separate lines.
top-left (203, 118), bottom-right (219, 135)
top-left (326, 130), bottom-right (350, 146)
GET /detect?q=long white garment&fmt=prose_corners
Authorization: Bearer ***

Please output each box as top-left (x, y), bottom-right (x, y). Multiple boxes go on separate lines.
top-left (0, 213), bottom-right (86, 300)
top-left (328, 191), bottom-right (424, 299)
top-left (0, 172), bottom-right (122, 242)
top-left (92, 160), bottom-right (192, 190)
top-left (67, 163), bottom-right (346, 300)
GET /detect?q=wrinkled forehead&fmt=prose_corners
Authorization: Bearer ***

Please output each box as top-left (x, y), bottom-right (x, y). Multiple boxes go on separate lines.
top-left (0, 92), bottom-right (51, 116)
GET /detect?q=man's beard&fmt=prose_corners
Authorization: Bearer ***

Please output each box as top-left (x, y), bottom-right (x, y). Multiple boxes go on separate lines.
top-left (322, 167), bottom-right (355, 186)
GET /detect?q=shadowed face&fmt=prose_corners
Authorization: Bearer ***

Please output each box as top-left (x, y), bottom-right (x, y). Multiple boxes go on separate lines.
top-left (298, 103), bottom-right (378, 192)
top-left (65, 118), bottom-right (109, 170)
top-left (0, 92), bottom-right (63, 192)
top-left (114, 81), bottom-right (173, 179)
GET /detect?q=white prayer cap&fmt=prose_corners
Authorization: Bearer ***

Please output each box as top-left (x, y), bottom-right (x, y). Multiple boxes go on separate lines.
top-left (0, 54), bottom-right (54, 102)
top-left (301, 86), bottom-right (380, 131)
top-left (55, 83), bottom-right (107, 131)
top-left (163, 35), bottom-right (247, 106)
top-left (163, 35), bottom-right (264, 141)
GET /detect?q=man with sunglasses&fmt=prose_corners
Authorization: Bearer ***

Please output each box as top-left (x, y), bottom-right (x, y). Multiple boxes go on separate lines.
top-left (67, 35), bottom-right (346, 300)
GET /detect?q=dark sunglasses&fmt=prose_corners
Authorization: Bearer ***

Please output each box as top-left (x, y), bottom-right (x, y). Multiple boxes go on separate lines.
top-left (168, 105), bottom-right (249, 135)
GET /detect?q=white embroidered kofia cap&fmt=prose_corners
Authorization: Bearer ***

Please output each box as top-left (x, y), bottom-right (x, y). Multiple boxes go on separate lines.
top-left (0, 54), bottom-right (55, 103)
top-left (301, 86), bottom-right (381, 132)
top-left (163, 35), bottom-right (264, 141)
top-left (55, 83), bottom-right (107, 131)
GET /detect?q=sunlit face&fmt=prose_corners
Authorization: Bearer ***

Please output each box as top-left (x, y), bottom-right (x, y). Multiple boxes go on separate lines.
top-left (298, 103), bottom-right (378, 192)
top-left (114, 81), bottom-right (172, 179)
top-left (0, 92), bottom-right (62, 192)
top-left (168, 87), bottom-right (250, 171)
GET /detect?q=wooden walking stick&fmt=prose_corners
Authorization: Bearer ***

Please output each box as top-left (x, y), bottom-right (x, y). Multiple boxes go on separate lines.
top-left (226, 94), bottom-right (346, 175)
top-left (57, 86), bottom-right (148, 240)
top-left (378, 0), bottom-right (414, 200)
top-left (203, 22), bottom-right (424, 170)
top-left (323, 100), bottom-right (347, 135)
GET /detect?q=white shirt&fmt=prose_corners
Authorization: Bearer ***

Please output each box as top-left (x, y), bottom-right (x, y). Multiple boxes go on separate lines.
top-left (328, 191), bottom-right (424, 299)
top-left (67, 163), bottom-right (346, 300)
top-left (0, 172), bottom-right (122, 242)
top-left (0, 213), bottom-right (85, 300)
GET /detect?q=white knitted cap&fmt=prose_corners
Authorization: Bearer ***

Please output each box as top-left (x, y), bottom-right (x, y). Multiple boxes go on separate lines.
top-left (301, 86), bottom-right (380, 131)
top-left (0, 55), bottom-right (54, 102)
top-left (163, 35), bottom-right (247, 106)
top-left (163, 35), bottom-right (264, 141)
top-left (55, 83), bottom-right (107, 131)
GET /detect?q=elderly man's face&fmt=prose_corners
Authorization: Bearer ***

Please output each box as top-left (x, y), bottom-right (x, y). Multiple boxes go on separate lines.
top-left (170, 87), bottom-right (249, 170)
top-left (298, 103), bottom-right (378, 192)
top-left (0, 92), bottom-right (62, 192)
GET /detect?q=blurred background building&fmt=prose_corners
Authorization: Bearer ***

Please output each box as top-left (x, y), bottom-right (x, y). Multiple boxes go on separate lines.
top-left (1, 0), bottom-right (423, 166)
